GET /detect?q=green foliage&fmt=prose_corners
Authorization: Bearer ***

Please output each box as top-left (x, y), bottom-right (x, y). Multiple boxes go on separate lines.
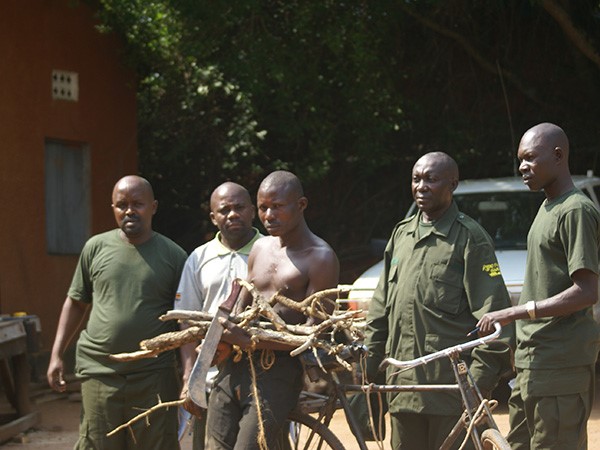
top-left (95, 0), bottom-right (266, 243)
top-left (92, 0), bottom-right (600, 264)
top-left (174, 1), bottom-right (407, 178)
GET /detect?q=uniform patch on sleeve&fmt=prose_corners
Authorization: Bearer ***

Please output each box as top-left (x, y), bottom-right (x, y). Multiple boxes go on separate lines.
top-left (482, 263), bottom-right (501, 277)
top-left (175, 292), bottom-right (182, 302)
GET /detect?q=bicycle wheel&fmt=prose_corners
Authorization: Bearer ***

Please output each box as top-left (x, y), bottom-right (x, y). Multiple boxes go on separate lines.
top-left (481, 428), bottom-right (511, 450)
top-left (276, 410), bottom-right (346, 450)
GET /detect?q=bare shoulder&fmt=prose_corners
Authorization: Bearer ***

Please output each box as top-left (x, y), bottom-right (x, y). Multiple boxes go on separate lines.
top-left (306, 234), bottom-right (338, 262)
top-left (249, 235), bottom-right (279, 255)
top-left (304, 234), bottom-right (339, 285)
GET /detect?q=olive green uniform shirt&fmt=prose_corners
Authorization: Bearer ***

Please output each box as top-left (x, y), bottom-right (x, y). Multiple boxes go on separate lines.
top-left (517, 188), bottom-right (600, 373)
top-left (364, 202), bottom-right (514, 416)
top-left (69, 229), bottom-right (188, 377)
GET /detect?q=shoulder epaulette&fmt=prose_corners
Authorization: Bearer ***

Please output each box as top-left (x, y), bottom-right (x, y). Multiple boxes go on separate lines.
top-left (456, 213), bottom-right (492, 246)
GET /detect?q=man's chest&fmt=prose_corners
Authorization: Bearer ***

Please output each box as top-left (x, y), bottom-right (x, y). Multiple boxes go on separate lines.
top-left (251, 255), bottom-right (310, 299)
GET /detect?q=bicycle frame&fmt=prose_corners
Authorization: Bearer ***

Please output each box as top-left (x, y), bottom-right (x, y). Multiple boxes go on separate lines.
top-left (295, 323), bottom-right (505, 450)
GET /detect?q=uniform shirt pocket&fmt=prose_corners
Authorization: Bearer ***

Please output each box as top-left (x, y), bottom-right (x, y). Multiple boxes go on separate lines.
top-left (430, 261), bottom-right (465, 316)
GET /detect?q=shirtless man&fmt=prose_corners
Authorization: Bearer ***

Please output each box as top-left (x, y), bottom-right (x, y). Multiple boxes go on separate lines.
top-left (205, 170), bottom-right (340, 449)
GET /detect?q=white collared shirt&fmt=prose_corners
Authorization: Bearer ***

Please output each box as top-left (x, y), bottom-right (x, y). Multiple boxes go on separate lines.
top-left (174, 228), bottom-right (262, 313)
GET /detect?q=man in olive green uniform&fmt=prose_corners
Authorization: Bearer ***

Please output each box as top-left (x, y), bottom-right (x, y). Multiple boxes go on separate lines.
top-left (478, 123), bottom-right (600, 450)
top-left (364, 152), bottom-right (514, 450)
top-left (47, 176), bottom-right (187, 449)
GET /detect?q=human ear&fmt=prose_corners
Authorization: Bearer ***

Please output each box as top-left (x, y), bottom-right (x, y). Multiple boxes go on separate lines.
top-left (450, 178), bottom-right (459, 192)
top-left (298, 196), bottom-right (308, 211)
top-left (553, 147), bottom-right (564, 164)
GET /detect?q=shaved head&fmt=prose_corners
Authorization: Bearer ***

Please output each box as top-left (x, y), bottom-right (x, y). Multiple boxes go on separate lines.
top-left (517, 122), bottom-right (574, 199)
top-left (112, 175), bottom-right (154, 202)
top-left (210, 182), bottom-right (251, 212)
top-left (521, 122), bottom-right (569, 160)
top-left (258, 170), bottom-right (304, 198)
top-left (414, 152), bottom-right (459, 182)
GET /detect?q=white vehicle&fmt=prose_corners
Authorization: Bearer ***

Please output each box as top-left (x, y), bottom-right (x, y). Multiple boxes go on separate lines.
top-left (348, 174), bottom-right (600, 318)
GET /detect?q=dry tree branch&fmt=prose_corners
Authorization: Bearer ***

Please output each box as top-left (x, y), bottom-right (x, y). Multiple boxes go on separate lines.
top-left (160, 310), bottom-right (214, 322)
top-left (141, 326), bottom-right (208, 350)
top-left (398, 2), bottom-right (543, 105)
top-left (108, 284), bottom-right (365, 436)
top-left (110, 326), bottom-right (209, 361)
top-left (110, 311), bottom-right (364, 361)
top-left (110, 349), bottom-right (160, 362)
top-left (110, 285), bottom-right (365, 362)
top-left (540, 0), bottom-right (600, 72)
top-left (106, 396), bottom-right (185, 437)
top-left (272, 287), bottom-right (344, 321)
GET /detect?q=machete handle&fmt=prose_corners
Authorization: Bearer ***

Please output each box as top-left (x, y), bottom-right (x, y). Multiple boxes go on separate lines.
top-left (219, 279), bottom-right (242, 314)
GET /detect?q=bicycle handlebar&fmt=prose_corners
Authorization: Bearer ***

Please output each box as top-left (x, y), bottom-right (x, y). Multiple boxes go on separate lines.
top-left (379, 322), bottom-right (502, 372)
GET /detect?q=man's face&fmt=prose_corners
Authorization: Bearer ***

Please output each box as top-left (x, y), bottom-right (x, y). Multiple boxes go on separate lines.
top-left (411, 156), bottom-right (456, 221)
top-left (210, 190), bottom-right (255, 242)
top-left (111, 182), bottom-right (157, 239)
top-left (257, 186), bottom-right (305, 237)
top-left (517, 132), bottom-right (557, 192)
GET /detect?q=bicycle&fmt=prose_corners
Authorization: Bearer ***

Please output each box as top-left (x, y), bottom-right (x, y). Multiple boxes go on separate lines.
top-left (279, 322), bottom-right (510, 450)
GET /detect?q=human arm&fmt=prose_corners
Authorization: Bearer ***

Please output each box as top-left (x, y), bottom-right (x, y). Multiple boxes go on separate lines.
top-left (303, 246), bottom-right (340, 324)
top-left (478, 205), bottom-right (599, 333)
top-left (477, 268), bottom-right (598, 334)
top-left (363, 241), bottom-right (395, 383)
top-left (179, 333), bottom-right (197, 391)
top-left (47, 296), bottom-right (89, 392)
top-left (363, 277), bottom-right (391, 383)
top-left (178, 322), bottom-right (206, 417)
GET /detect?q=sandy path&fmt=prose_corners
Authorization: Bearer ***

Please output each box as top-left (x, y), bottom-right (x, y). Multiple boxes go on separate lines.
top-left (3, 385), bottom-right (600, 449)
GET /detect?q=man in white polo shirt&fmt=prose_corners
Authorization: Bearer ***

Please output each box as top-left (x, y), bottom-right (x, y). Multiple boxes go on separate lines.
top-left (175, 181), bottom-right (262, 449)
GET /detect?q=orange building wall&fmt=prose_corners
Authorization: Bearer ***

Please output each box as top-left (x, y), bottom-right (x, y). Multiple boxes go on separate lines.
top-left (0, 1), bottom-right (137, 349)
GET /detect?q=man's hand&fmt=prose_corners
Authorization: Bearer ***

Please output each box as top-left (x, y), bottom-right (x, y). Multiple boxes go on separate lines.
top-left (47, 355), bottom-right (67, 392)
top-left (476, 308), bottom-right (515, 336)
top-left (212, 341), bottom-right (233, 366)
top-left (219, 317), bottom-right (252, 349)
top-left (180, 384), bottom-right (205, 419)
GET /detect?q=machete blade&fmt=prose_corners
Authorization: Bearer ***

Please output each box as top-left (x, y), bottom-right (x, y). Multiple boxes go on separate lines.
top-left (188, 279), bottom-right (242, 408)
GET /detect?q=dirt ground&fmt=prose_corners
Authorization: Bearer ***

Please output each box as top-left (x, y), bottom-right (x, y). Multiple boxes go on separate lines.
top-left (2, 382), bottom-right (600, 449)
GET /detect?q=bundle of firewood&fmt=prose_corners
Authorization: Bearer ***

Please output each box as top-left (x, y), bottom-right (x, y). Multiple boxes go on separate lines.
top-left (110, 280), bottom-right (366, 371)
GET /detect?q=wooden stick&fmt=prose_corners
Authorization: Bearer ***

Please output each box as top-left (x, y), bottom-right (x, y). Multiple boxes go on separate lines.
top-left (110, 285), bottom-right (366, 362)
top-left (106, 398), bottom-right (185, 437)
top-left (160, 310), bottom-right (214, 322)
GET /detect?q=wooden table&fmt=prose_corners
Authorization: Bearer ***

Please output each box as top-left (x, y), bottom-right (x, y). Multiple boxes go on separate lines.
top-left (0, 320), bottom-right (40, 442)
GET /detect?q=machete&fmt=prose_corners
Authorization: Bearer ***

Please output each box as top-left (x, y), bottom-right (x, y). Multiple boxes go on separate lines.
top-left (188, 279), bottom-right (243, 408)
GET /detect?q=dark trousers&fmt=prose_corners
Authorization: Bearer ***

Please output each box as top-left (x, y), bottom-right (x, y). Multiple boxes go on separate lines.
top-left (507, 367), bottom-right (594, 450)
top-left (390, 411), bottom-right (474, 450)
top-left (206, 353), bottom-right (303, 450)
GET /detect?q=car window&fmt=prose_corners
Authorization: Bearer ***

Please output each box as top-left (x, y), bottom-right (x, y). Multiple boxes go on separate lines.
top-left (454, 192), bottom-right (545, 250)
top-left (576, 184), bottom-right (600, 210)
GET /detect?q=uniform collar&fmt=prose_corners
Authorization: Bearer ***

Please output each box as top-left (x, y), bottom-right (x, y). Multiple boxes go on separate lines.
top-left (214, 228), bottom-right (262, 256)
top-left (410, 201), bottom-right (459, 239)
